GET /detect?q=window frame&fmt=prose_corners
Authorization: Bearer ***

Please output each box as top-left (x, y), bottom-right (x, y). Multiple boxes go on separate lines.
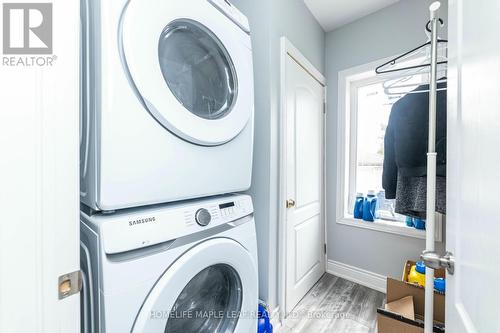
top-left (336, 57), bottom-right (443, 241)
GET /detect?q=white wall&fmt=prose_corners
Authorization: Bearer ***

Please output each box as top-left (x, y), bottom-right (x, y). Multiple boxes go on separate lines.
top-left (325, 0), bottom-right (447, 279)
top-left (230, 0), bottom-right (325, 309)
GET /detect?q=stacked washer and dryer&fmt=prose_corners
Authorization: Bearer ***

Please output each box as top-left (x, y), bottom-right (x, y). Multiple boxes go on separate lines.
top-left (79, 0), bottom-right (258, 332)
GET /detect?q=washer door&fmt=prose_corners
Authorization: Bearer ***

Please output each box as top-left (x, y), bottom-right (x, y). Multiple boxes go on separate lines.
top-left (121, 0), bottom-right (253, 146)
top-left (131, 238), bottom-right (258, 333)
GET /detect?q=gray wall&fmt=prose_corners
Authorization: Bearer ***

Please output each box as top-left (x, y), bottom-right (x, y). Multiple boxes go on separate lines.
top-left (325, 0), bottom-right (447, 279)
top-left (229, 0), bottom-right (273, 307)
top-left (230, 0), bottom-right (325, 309)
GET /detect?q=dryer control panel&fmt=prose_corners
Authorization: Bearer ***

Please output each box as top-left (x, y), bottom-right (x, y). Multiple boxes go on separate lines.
top-left (95, 194), bottom-right (253, 254)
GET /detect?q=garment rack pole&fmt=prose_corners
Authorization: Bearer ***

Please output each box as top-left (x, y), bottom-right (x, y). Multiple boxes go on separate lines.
top-left (424, 2), bottom-right (440, 333)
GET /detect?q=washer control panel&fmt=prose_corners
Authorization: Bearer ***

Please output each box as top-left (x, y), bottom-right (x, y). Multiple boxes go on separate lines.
top-left (219, 201), bottom-right (236, 216)
top-left (190, 197), bottom-right (252, 227)
top-left (217, 198), bottom-right (251, 220)
top-left (98, 194), bottom-right (253, 254)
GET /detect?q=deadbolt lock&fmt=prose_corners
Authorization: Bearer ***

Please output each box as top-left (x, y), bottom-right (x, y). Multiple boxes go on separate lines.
top-left (286, 199), bottom-right (296, 208)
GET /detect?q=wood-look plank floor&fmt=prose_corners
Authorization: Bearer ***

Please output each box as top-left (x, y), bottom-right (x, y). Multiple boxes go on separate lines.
top-left (279, 274), bottom-right (386, 333)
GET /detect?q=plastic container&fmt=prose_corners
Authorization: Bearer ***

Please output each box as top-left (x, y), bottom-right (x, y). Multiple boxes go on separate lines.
top-left (405, 216), bottom-right (414, 227)
top-left (375, 190), bottom-right (386, 219)
top-left (353, 193), bottom-right (364, 219)
top-left (257, 302), bottom-right (273, 333)
top-left (362, 190), bottom-right (377, 222)
top-left (413, 218), bottom-right (426, 230)
top-left (407, 261), bottom-right (426, 287)
top-left (415, 261), bottom-right (426, 274)
top-left (434, 278), bottom-right (446, 293)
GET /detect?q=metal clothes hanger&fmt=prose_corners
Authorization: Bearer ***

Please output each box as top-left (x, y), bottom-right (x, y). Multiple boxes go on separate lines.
top-left (377, 19), bottom-right (448, 95)
top-left (375, 19), bottom-right (448, 75)
top-left (383, 74), bottom-right (447, 95)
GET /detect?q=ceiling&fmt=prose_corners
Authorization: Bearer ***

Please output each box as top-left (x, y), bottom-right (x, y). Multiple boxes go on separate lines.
top-left (304, 0), bottom-right (400, 32)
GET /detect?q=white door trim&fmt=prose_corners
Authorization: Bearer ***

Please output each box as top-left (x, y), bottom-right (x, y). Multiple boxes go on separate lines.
top-left (277, 36), bottom-right (327, 323)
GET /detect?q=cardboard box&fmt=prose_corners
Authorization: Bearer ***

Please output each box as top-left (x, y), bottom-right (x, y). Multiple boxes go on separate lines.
top-left (377, 261), bottom-right (446, 333)
top-left (385, 295), bottom-right (415, 321)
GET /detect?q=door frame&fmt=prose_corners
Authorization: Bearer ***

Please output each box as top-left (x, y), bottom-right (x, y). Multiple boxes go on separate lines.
top-left (277, 37), bottom-right (327, 322)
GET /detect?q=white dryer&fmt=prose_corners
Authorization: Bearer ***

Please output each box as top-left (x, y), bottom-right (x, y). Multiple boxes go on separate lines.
top-left (80, 0), bottom-right (254, 211)
top-left (80, 194), bottom-right (258, 333)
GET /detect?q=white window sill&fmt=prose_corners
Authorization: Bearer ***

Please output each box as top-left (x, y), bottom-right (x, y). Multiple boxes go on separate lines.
top-left (336, 216), bottom-right (442, 241)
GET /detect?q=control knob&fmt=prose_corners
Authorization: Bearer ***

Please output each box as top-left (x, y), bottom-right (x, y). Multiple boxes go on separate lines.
top-left (195, 208), bottom-right (211, 227)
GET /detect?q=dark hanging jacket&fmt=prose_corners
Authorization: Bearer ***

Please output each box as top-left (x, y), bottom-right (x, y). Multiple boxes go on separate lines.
top-left (382, 82), bottom-right (447, 200)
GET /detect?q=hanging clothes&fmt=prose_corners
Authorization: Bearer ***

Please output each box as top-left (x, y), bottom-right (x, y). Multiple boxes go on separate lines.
top-left (382, 81), bottom-right (447, 218)
top-left (395, 172), bottom-right (446, 218)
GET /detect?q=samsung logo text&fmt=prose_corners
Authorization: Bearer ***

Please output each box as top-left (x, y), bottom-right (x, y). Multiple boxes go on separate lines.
top-left (129, 217), bottom-right (156, 227)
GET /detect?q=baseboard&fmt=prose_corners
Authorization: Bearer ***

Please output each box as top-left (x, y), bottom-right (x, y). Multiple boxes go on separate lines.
top-left (326, 260), bottom-right (387, 293)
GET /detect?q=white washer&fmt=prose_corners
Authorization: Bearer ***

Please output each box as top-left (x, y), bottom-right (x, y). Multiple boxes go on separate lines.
top-left (80, 194), bottom-right (258, 333)
top-left (80, 0), bottom-right (254, 211)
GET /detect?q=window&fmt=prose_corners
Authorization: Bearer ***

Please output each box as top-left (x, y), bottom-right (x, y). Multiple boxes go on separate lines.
top-left (350, 79), bottom-right (407, 222)
top-left (336, 57), bottom-right (442, 240)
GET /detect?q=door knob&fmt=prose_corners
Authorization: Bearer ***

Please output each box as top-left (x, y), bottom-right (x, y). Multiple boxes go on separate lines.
top-left (286, 199), bottom-right (296, 208)
top-left (420, 250), bottom-right (455, 275)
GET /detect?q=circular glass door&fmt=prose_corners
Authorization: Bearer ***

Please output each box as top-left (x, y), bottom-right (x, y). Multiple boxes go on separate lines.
top-left (121, 1), bottom-right (253, 145)
top-left (165, 264), bottom-right (242, 332)
top-left (158, 19), bottom-right (237, 120)
top-left (131, 238), bottom-right (258, 333)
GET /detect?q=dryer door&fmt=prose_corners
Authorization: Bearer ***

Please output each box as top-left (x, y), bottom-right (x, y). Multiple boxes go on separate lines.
top-left (131, 238), bottom-right (258, 332)
top-left (121, 0), bottom-right (253, 146)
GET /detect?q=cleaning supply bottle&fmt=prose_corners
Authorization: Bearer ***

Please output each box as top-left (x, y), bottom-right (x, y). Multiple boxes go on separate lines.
top-left (362, 190), bottom-right (377, 222)
top-left (257, 302), bottom-right (273, 333)
top-left (376, 190), bottom-right (386, 218)
top-left (405, 216), bottom-right (414, 227)
top-left (353, 193), bottom-right (364, 219)
top-left (407, 261), bottom-right (426, 287)
top-left (434, 278), bottom-right (446, 293)
top-left (413, 217), bottom-right (426, 230)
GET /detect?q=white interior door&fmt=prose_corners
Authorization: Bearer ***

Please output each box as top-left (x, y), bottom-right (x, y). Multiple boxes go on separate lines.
top-left (284, 51), bottom-right (326, 314)
top-left (0, 1), bottom-right (80, 332)
top-left (446, 0), bottom-right (500, 331)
